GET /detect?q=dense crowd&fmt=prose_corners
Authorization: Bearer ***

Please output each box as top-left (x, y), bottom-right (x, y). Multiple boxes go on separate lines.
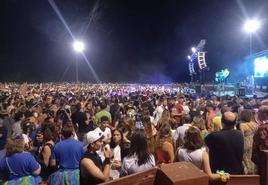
top-left (0, 83), bottom-right (267, 185)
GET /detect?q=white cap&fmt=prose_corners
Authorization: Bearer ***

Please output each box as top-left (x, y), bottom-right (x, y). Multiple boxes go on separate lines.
top-left (86, 128), bottom-right (103, 144)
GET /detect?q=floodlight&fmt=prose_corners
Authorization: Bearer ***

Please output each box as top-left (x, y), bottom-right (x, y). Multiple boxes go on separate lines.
top-left (73, 41), bottom-right (85, 52)
top-left (243, 19), bottom-right (261, 33)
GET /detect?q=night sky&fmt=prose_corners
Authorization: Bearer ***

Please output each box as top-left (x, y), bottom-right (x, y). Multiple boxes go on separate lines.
top-left (1, 0), bottom-right (268, 83)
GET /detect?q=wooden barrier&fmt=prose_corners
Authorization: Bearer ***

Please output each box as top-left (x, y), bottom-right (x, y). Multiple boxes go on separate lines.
top-left (228, 175), bottom-right (260, 185)
top-left (101, 156), bottom-right (268, 185)
top-left (211, 175), bottom-right (260, 185)
top-left (155, 162), bottom-right (209, 185)
top-left (101, 167), bottom-right (158, 185)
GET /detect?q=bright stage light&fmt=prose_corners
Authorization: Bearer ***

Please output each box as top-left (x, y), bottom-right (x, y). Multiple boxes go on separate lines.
top-left (243, 19), bottom-right (261, 33)
top-left (187, 55), bottom-right (191, 60)
top-left (191, 47), bottom-right (196, 53)
top-left (73, 41), bottom-right (85, 52)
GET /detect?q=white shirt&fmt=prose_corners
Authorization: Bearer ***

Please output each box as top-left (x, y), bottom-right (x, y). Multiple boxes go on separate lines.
top-left (101, 127), bottom-right (112, 144)
top-left (177, 147), bottom-right (206, 169)
top-left (153, 105), bottom-right (164, 126)
top-left (173, 124), bottom-right (192, 144)
top-left (110, 145), bottom-right (121, 180)
top-left (121, 154), bottom-right (155, 176)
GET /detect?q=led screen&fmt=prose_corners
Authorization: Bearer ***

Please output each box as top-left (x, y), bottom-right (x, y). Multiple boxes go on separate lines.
top-left (254, 55), bottom-right (268, 78)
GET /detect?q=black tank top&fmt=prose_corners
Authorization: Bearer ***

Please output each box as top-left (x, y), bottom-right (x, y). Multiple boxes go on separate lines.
top-left (80, 151), bottom-right (104, 185)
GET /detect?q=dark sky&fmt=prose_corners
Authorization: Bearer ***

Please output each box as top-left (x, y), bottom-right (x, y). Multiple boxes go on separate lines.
top-left (1, 0), bottom-right (268, 83)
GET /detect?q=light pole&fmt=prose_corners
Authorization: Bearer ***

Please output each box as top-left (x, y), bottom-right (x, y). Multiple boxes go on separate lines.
top-left (72, 41), bottom-right (85, 83)
top-left (243, 19), bottom-right (261, 56)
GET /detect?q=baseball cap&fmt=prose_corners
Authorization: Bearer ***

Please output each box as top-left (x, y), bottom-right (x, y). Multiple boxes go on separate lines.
top-left (86, 128), bottom-right (103, 144)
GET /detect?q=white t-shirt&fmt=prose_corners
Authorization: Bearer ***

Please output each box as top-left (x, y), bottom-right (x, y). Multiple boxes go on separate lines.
top-left (173, 124), bottom-right (192, 144)
top-left (177, 147), bottom-right (206, 169)
top-left (110, 145), bottom-right (121, 180)
top-left (101, 127), bottom-right (112, 144)
top-left (121, 153), bottom-right (155, 176)
top-left (153, 105), bottom-right (164, 126)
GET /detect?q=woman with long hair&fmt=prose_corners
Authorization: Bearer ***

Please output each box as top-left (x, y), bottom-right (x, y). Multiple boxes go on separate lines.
top-left (238, 109), bottom-right (257, 174)
top-left (35, 122), bottom-right (56, 180)
top-left (176, 127), bottom-right (229, 182)
top-left (120, 116), bottom-right (135, 159)
top-left (109, 129), bottom-right (123, 180)
top-left (156, 124), bottom-right (174, 164)
top-left (120, 131), bottom-right (155, 176)
top-left (143, 116), bottom-right (157, 155)
top-left (157, 109), bottom-right (176, 130)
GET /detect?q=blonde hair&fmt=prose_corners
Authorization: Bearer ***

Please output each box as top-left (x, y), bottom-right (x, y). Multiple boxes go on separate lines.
top-left (6, 136), bottom-right (25, 156)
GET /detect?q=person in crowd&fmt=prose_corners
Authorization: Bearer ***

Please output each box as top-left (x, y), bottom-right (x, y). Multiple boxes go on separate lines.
top-left (11, 112), bottom-right (24, 136)
top-left (176, 127), bottom-right (229, 182)
top-left (21, 119), bottom-right (35, 152)
top-left (99, 116), bottom-right (112, 144)
top-left (120, 115), bottom-right (135, 159)
top-left (252, 105), bottom-right (268, 173)
top-left (173, 114), bottom-right (192, 148)
top-left (80, 128), bottom-right (112, 185)
top-left (156, 124), bottom-right (174, 164)
top-left (143, 115), bottom-right (157, 155)
top-left (0, 118), bottom-right (7, 160)
top-left (2, 108), bottom-right (15, 138)
top-left (192, 116), bottom-right (208, 139)
top-left (211, 104), bottom-right (223, 132)
top-left (237, 109), bottom-right (257, 174)
top-left (153, 97), bottom-right (165, 127)
top-left (157, 109), bottom-right (175, 130)
top-left (71, 103), bottom-right (89, 141)
top-left (206, 104), bottom-right (216, 132)
top-left (109, 98), bottom-right (121, 126)
top-left (94, 101), bottom-right (112, 128)
top-left (50, 124), bottom-right (83, 169)
top-left (109, 129), bottom-right (123, 180)
top-left (48, 124), bottom-right (83, 184)
top-left (170, 97), bottom-right (184, 127)
top-left (120, 131), bottom-right (155, 176)
top-left (35, 122), bottom-right (56, 180)
top-left (205, 111), bottom-right (244, 174)
top-left (0, 135), bottom-right (41, 181)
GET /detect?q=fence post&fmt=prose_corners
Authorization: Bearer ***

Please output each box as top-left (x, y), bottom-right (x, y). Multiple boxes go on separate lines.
top-left (260, 150), bottom-right (268, 185)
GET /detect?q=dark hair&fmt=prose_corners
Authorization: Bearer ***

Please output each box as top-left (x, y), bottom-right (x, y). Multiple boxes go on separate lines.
top-left (100, 116), bottom-right (109, 122)
top-left (110, 129), bottom-right (123, 149)
top-left (41, 122), bottom-right (56, 143)
top-left (239, 109), bottom-right (253, 122)
top-left (75, 103), bottom-right (81, 111)
top-left (159, 124), bottom-right (171, 138)
top-left (14, 112), bottom-right (24, 122)
top-left (61, 124), bottom-right (74, 138)
top-left (21, 119), bottom-right (35, 135)
top-left (142, 115), bottom-right (151, 124)
top-left (128, 131), bottom-right (152, 166)
top-left (100, 101), bottom-right (107, 110)
top-left (183, 127), bottom-right (204, 150)
top-left (183, 114), bottom-right (192, 124)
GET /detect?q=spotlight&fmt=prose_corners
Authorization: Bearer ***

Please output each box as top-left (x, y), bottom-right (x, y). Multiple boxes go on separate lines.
top-left (243, 19), bottom-right (261, 33)
top-left (73, 41), bottom-right (85, 52)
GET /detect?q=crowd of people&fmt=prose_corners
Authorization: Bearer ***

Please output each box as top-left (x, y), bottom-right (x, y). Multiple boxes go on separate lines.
top-left (0, 83), bottom-right (267, 185)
